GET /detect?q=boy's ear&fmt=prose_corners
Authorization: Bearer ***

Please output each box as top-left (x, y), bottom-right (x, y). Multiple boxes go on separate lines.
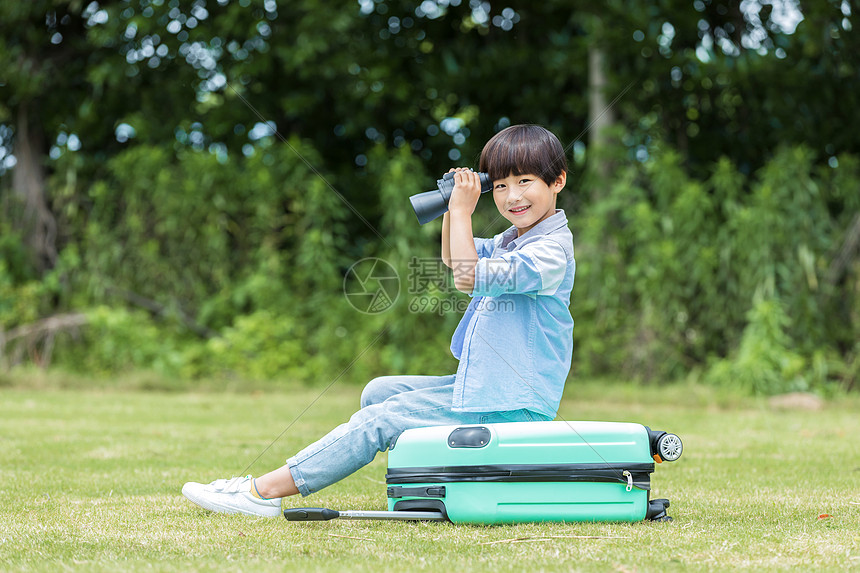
top-left (552, 171), bottom-right (567, 193)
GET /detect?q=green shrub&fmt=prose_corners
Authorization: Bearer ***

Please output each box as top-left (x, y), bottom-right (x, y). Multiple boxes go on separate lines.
top-left (68, 306), bottom-right (186, 376)
top-left (191, 310), bottom-right (304, 381)
top-left (705, 298), bottom-right (808, 395)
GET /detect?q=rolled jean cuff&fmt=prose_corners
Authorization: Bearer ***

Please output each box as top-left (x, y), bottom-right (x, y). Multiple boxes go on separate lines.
top-left (286, 456), bottom-right (312, 497)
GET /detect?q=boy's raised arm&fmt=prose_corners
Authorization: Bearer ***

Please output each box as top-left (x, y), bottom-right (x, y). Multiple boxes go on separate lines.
top-left (441, 212), bottom-right (452, 269)
top-left (447, 169), bottom-right (481, 294)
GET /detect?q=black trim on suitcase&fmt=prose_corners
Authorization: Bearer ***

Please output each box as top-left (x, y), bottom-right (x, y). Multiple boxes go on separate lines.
top-left (391, 499), bottom-right (449, 520)
top-left (386, 462), bottom-right (654, 490)
top-left (387, 485), bottom-right (447, 499)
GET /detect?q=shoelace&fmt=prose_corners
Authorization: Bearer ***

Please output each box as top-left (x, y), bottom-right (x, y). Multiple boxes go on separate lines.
top-left (210, 475), bottom-right (251, 492)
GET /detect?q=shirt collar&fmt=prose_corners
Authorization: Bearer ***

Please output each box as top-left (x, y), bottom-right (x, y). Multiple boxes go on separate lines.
top-left (499, 209), bottom-right (568, 250)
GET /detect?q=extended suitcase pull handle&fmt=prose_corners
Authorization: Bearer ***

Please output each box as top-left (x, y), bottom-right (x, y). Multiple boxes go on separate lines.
top-left (284, 508), bottom-right (341, 521)
top-left (284, 507), bottom-right (448, 522)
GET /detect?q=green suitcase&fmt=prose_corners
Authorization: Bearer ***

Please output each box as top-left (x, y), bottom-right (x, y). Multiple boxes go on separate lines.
top-left (283, 421), bottom-right (682, 525)
top-left (385, 421), bottom-right (682, 524)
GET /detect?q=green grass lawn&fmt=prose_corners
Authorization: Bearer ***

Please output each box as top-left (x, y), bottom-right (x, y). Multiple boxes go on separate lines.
top-left (1, 376), bottom-right (858, 572)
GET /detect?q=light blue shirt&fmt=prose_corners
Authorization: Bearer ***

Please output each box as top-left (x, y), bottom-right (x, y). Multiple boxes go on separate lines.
top-left (449, 209), bottom-right (575, 418)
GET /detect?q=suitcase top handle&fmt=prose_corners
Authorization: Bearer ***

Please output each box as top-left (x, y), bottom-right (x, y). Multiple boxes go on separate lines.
top-left (447, 426), bottom-right (491, 448)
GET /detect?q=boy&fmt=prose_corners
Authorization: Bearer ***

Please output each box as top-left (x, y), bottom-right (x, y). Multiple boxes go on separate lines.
top-left (182, 124), bottom-right (574, 516)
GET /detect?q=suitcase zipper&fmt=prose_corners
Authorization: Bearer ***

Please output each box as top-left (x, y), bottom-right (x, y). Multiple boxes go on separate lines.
top-left (622, 470), bottom-right (633, 492)
top-left (386, 462), bottom-right (653, 491)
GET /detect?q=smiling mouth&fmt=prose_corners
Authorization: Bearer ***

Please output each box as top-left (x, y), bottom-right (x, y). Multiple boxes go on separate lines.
top-left (509, 205), bottom-right (531, 215)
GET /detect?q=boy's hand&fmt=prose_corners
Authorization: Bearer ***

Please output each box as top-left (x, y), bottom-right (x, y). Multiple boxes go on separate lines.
top-left (447, 167), bottom-right (482, 217)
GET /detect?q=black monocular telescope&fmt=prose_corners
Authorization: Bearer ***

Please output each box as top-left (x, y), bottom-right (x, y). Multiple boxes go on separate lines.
top-left (409, 170), bottom-right (493, 225)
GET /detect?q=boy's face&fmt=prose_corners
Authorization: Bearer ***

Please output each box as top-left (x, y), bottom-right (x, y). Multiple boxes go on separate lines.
top-left (492, 172), bottom-right (566, 237)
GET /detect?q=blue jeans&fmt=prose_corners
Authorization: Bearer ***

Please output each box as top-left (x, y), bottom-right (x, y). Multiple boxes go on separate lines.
top-left (286, 374), bottom-right (551, 496)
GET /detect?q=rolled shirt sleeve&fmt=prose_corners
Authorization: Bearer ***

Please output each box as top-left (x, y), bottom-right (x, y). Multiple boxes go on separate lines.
top-left (471, 240), bottom-right (568, 297)
top-left (473, 236), bottom-right (496, 259)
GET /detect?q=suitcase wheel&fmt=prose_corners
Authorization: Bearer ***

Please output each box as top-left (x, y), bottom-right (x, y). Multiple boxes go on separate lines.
top-left (645, 498), bottom-right (672, 522)
top-left (656, 433), bottom-right (683, 462)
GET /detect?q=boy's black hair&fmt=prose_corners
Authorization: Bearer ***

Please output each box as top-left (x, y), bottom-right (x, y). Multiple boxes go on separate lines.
top-left (479, 124), bottom-right (568, 186)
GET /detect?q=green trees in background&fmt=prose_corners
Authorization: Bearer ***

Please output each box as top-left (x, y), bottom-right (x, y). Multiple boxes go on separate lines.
top-left (576, 146), bottom-right (860, 392)
top-left (1, 1), bottom-right (858, 393)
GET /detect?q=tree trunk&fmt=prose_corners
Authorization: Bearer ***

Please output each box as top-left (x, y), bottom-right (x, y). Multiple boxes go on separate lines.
top-left (588, 43), bottom-right (615, 180)
top-left (11, 101), bottom-right (57, 273)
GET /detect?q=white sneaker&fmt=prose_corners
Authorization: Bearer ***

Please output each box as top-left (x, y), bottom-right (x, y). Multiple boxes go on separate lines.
top-left (182, 475), bottom-right (282, 518)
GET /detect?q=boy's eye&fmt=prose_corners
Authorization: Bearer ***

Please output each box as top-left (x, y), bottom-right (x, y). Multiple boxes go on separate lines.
top-left (494, 184), bottom-right (505, 190)
top-left (519, 178), bottom-right (532, 185)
